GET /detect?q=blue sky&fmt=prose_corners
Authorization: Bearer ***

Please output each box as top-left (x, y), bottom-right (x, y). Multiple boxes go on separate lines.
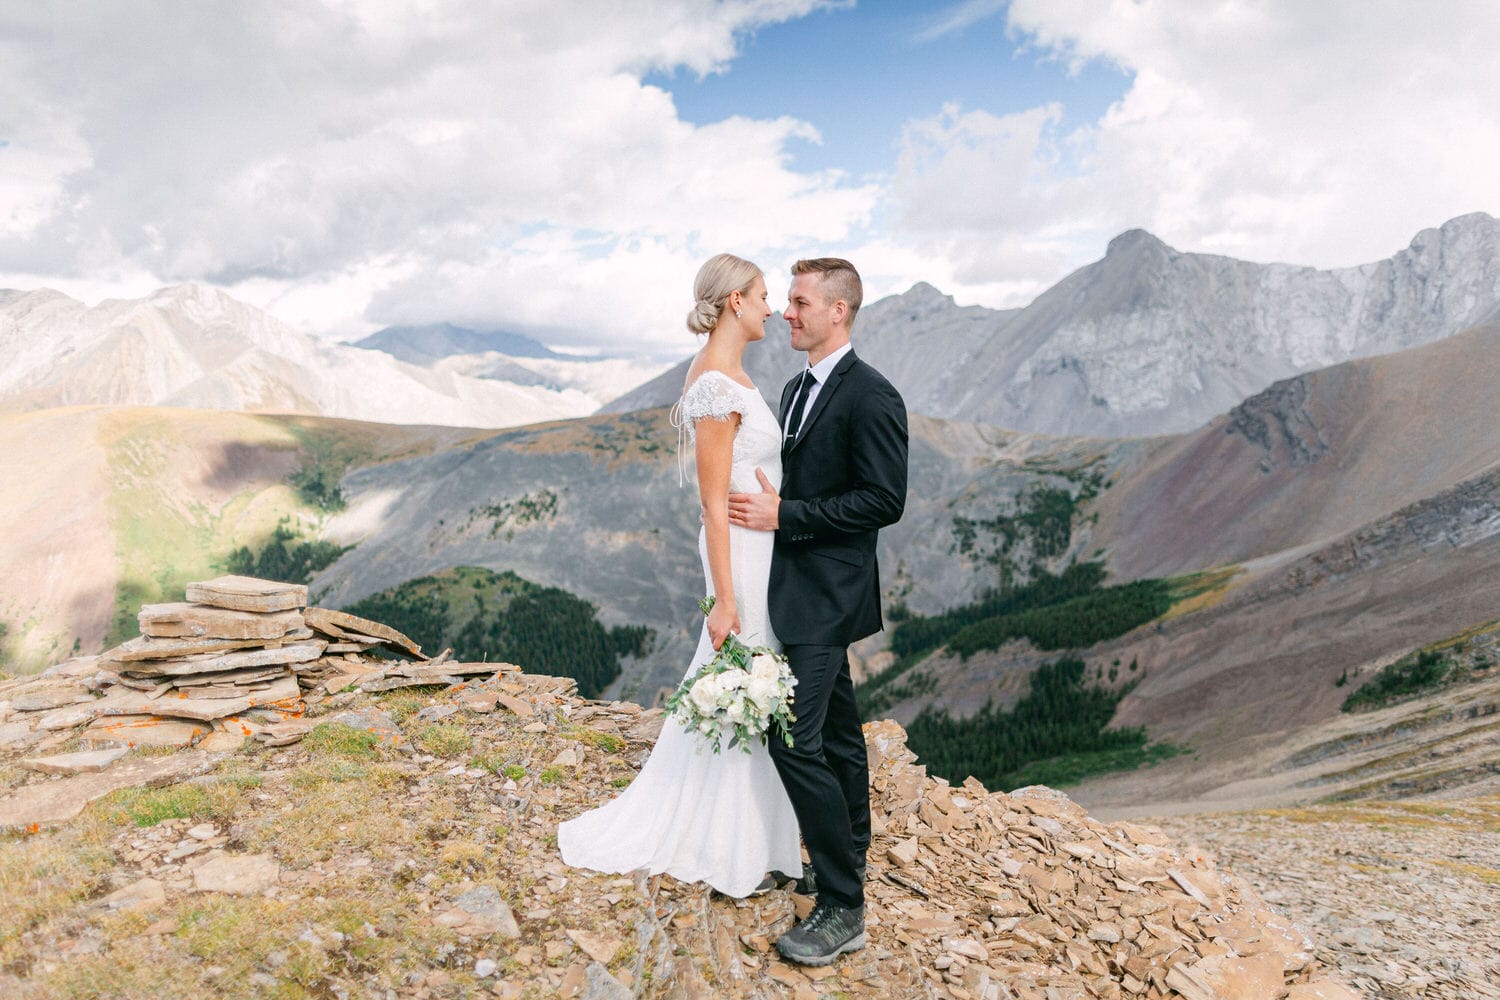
top-left (3, 1), bottom-right (1499, 356)
top-left (650, 3), bottom-right (1130, 179)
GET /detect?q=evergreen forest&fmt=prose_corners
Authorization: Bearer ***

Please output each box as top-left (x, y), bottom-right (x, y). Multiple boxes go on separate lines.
top-left (344, 566), bottom-right (652, 699)
top-left (904, 658), bottom-right (1185, 791)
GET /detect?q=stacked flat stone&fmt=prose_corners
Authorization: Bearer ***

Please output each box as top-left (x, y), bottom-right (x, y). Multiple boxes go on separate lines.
top-left (90, 576), bottom-right (318, 745)
top-left (295, 606), bottom-right (517, 693)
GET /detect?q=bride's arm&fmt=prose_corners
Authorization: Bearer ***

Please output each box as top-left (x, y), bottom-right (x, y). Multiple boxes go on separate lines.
top-left (694, 413), bottom-right (742, 649)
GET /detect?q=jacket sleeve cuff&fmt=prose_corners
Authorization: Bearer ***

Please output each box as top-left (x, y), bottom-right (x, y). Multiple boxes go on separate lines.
top-left (776, 499), bottom-right (816, 543)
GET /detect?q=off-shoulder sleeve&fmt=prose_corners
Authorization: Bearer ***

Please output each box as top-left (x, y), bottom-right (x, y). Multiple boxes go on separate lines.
top-left (678, 370), bottom-right (747, 428)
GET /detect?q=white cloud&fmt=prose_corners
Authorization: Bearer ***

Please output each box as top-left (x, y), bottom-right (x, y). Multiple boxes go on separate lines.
top-left (0, 0), bottom-right (868, 355)
top-left (7, 0), bottom-right (1499, 353)
top-left (915, 0), bottom-right (1008, 43)
top-left (891, 0), bottom-right (1500, 308)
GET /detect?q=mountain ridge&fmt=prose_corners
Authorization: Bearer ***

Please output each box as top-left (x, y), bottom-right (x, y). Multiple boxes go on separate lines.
top-left (606, 212), bottom-right (1500, 439)
top-left (351, 322), bottom-right (562, 364)
top-left (0, 285), bottom-right (597, 429)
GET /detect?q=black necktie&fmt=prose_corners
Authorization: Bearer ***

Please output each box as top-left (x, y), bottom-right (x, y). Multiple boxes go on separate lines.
top-left (784, 369), bottom-right (815, 447)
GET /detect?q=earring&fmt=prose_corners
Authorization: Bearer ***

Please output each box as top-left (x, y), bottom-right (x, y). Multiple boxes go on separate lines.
top-left (735, 309), bottom-right (743, 319)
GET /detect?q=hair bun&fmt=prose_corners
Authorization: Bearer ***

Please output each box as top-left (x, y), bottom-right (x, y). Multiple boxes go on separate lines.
top-left (686, 298), bottom-right (720, 335)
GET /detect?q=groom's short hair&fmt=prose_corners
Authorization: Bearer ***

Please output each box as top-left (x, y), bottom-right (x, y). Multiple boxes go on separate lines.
top-left (792, 258), bottom-right (863, 330)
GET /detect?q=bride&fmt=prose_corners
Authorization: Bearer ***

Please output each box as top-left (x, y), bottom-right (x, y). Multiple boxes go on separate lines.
top-left (557, 253), bottom-right (803, 896)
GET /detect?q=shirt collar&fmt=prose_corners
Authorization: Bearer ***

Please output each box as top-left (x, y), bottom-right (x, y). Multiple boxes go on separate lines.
top-left (806, 342), bottom-right (852, 383)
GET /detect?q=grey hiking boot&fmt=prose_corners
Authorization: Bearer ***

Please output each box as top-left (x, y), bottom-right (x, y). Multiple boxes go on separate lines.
top-left (775, 902), bottom-right (865, 966)
top-left (794, 863), bottom-right (866, 897)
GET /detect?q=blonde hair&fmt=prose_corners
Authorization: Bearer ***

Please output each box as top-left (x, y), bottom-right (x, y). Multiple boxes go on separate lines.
top-left (686, 253), bottom-right (761, 334)
top-left (792, 257), bottom-right (863, 330)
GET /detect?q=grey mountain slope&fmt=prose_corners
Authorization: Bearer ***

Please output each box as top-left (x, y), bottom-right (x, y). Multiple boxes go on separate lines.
top-left (600, 282), bottom-right (1017, 415)
top-left (352, 322), bottom-right (561, 365)
top-left (954, 215), bottom-right (1500, 436)
top-left (607, 214), bottom-right (1500, 439)
top-left (311, 409), bottom-right (1136, 701)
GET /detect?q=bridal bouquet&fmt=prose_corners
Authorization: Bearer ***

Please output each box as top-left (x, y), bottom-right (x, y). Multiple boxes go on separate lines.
top-left (665, 597), bottom-right (797, 754)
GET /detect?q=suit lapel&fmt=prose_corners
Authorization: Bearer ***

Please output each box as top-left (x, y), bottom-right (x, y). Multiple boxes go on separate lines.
top-left (787, 351), bottom-right (858, 453)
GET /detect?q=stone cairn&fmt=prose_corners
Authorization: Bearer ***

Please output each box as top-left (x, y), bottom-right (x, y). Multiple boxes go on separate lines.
top-left (13, 575), bottom-right (512, 752)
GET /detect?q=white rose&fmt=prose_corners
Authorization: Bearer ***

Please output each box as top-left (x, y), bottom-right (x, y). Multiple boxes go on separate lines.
top-left (747, 675), bottom-right (780, 714)
top-left (690, 672), bottom-right (723, 715)
top-left (750, 653), bottom-right (781, 682)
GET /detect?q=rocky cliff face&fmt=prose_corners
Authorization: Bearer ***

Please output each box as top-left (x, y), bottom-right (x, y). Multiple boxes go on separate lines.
top-left (956, 212), bottom-right (1500, 437)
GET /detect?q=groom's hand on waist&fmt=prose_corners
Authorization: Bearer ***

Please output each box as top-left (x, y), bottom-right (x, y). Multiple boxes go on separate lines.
top-left (728, 468), bottom-right (780, 531)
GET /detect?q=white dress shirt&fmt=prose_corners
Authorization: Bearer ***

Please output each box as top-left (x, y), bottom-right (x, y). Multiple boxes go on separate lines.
top-left (791, 342), bottom-right (853, 435)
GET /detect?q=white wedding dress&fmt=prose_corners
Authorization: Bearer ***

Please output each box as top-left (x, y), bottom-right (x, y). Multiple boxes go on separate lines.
top-left (557, 370), bottom-right (803, 896)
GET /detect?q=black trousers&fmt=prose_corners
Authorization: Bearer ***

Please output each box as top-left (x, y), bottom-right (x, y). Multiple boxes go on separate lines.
top-left (770, 643), bottom-right (871, 909)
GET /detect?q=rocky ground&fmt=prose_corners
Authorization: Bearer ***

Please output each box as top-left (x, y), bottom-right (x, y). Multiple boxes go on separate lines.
top-left (1157, 800), bottom-right (1500, 1000)
top-left (0, 659), bottom-right (1369, 999)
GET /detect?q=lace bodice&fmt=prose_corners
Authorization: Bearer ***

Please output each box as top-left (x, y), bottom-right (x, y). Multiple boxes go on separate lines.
top-left (672, 369), bottom-right (783, 493)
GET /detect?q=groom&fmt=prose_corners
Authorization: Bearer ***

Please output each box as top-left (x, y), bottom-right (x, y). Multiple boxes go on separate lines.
top-left (729, 257), bottom-right (908, 965)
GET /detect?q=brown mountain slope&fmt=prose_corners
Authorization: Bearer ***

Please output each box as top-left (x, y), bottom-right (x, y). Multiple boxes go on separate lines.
top-left (880, 324), bottom-right (1500, 813)
top-left (0, 407), bottom-right (492, 672)
top-left (1096, 321), bottom-right (1500, 579)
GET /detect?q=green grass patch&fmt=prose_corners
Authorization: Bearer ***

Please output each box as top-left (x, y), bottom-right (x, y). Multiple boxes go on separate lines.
top-left (375, 689), bottom-right (438, 724)
top-left (469, 751), bottom-right (509, 775)
top-left (566, 726), bottom-right (626, 754)
top-left (304, 722), bottom-right (382, 760)
top-left (0, 829), bottom-right (117, 968)
top-left (94, 784), bottom-right (226, 828)
top-left (1161, 565), bottom-right (1244, 620)
top-left (417, 724), bottom-right (472, 758)
top-left (290, 760), bottom-right (368, 789)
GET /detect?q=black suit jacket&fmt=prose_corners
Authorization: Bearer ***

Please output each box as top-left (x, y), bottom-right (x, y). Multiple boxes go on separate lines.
top-left (769, 351), bottom-right (908, 646)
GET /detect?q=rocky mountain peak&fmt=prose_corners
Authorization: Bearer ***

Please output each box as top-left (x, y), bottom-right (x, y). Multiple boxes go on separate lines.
top-left (1403, 210), bottom-right (1500, 259)
top-left (895, 281), bottom-right (954, 307)
top-left (1104, 227), bottom-right (1174, 259)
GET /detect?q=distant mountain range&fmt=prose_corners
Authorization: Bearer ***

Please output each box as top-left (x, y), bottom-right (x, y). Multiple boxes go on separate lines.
top-left (8, 213), bottom-right (1497, 441)
top-left (0, 286), bottom-right (653, 428)
top-left (351, 322), bottom-right (562, 365)
top-left (609, 213), bottom-right (1500, 438)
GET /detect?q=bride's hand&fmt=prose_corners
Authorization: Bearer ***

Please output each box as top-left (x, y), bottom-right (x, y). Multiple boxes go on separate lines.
top-left (707, 600), bottom-right (740, 650)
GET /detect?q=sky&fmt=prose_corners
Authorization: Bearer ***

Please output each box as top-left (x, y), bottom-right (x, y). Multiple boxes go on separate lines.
top-left (3, 0), bottom-right (1499, 359)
